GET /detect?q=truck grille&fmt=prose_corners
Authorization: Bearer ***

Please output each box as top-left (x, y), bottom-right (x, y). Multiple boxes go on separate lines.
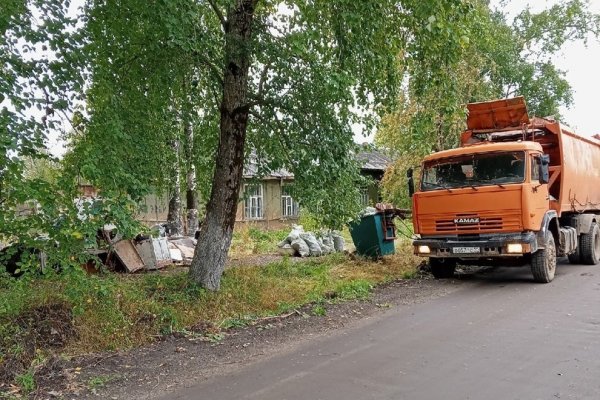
top-left (436, 215), bottom-right (502, 232)
top-left (420, 211), bottom-right (522, 234)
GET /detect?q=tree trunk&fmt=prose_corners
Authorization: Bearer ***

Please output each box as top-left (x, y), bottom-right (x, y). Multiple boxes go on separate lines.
top-left (167, 138), bottom-right (183, 236)
top-left (184, 119), bottom-right (199, 235)
top-left (189, 0), bottom-right (257, 290)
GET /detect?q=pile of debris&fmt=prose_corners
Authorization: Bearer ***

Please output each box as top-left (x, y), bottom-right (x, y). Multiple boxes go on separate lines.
top-left (277, 225), bottom-right (345, 257)
top-left (93, 225), bottom-right (196, 273)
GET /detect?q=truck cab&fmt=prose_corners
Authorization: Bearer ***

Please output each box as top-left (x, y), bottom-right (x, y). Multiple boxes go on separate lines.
top-left (413, 142), bottom-right (548, 271)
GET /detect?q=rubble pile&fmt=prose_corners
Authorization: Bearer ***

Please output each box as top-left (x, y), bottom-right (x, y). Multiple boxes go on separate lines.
top-left (105, 225), bottom-right (196, 272)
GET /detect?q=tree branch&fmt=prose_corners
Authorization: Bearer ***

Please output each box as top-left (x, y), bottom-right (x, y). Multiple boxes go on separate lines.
top-left (257, 62), bottom-right (271, 98)
top-left (207, 0), bottom-right (227, 29)
top-left (248, 109), bottom-right (296, 168)
top-left (192, 51), bottom-right (224, 86)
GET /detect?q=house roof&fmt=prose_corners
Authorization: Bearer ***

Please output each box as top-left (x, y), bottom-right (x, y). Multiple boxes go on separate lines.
top-left (243, 153), bottom-right (294, 179)
top-left (355, 146), bottom-right (392, 171)
top-left (243, 146), bottom-right (391, 179)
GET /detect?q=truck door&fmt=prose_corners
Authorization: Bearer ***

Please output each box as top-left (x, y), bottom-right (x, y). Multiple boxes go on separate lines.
top-left (526, 154), bottom-right (548, 230)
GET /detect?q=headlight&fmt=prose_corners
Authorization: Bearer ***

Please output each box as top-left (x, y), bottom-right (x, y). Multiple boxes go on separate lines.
top-left (506, 243), bottom-right (523, 254)
top-left (417, 245), bottom-right (431, 254)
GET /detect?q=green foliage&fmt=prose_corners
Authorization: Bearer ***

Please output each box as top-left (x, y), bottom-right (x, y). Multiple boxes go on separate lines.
top-left (311, 304), bottom-right (326, 316)
top-left (25, 0), bottom-right (409, 232)
top-left (0, 1), bottom-right (149, 273)
top-left (377, 0), bottom-right (600, 207)
top-left (15, 368), bottom-right (35, 394)
top-left (297, 210), bottom-right (324, 233)
top-left (22, 156), bottom-right (61, 183)
top-left (87, 375), bottom-right (116, 389)
top-left (334, 279), bottom-right (372, 300)
top-left (230, 227), bottom-right (288, 255)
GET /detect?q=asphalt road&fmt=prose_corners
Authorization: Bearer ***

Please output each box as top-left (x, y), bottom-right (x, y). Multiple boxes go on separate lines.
top-left (165, 261), bottom-right (600, 400)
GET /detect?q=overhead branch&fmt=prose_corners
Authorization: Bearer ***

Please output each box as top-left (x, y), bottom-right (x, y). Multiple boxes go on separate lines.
top-left (257, 62), bottom-right (271, 98)
top-left (247, 92), bottom-right (296, 114)
top-left (192, 51), bottom-right (224, 86)
top-left (207, 0), bottom-right (227, 29)
top-left (210, 85), bottom-right (221, 108)
top-left (249, 109), bottom-right (295, 167)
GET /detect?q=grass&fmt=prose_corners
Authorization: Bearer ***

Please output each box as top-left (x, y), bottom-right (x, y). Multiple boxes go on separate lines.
top-left (229, 225), bottom-right (289, 255)
top-left (0, 238), bottom-right (421, 394)
top-left (87, 374), bottom-right (117, 390)
top-left (14, 370), bottom-right (35, 395)
top-left (311, 304), bottom-right (327, 316)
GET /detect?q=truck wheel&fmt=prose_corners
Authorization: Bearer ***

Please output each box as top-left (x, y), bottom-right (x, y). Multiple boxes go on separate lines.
top-left (531, 234), bottom-right (556, 283)
top-left (429, 258), bottom-right (456, 279)
top-left (580, 222), bottom-right (600, 265)
top-left (567, 248), bottom-right (581, 264)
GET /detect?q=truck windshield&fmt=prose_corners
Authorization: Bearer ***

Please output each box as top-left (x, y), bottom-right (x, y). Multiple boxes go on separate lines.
top-left (421, 151), bottom-right (526, 191)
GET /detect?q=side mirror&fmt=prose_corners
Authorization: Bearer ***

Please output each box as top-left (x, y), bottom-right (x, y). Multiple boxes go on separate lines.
top-left (539, 154), bottom-right (550, 184)
top-left (407, 168), bottom-right (415, 197)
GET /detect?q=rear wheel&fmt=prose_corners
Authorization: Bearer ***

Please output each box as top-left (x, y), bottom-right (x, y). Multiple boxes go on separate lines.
top-left (567, 245), bottom-right (581, 264)
top-left (531, 234), bottom-right (556, 283)
top-left (429, 258), bottom-right (457, 279)
top-left (580, 222), bottom-right (600, 265)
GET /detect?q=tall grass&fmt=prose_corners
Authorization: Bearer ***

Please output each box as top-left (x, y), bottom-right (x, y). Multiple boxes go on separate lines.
top-left (1, 239), bottom-right (421, 395)
top-left (229, 225), bottom-right (289, 255)
top-left (1, 244), bottom-right (419, 356)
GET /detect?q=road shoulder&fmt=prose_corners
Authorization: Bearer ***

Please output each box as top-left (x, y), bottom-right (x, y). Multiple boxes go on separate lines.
top-left (70, 277), bottom-right (463, 399)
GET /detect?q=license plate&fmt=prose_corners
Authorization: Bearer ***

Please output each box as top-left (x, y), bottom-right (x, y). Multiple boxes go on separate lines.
top-left (452, 246), bottom-right (480, 254)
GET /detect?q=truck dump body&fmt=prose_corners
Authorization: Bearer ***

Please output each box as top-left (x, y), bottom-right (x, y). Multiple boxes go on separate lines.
top-left (556, 128), bottom-right (600, 214)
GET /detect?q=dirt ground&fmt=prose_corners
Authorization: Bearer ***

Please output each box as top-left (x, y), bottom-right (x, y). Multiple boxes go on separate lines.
top-left (17, 273), bottom-right (466, 400)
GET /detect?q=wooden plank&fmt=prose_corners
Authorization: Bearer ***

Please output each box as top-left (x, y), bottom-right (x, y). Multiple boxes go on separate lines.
top-left (113, 240), bottom-right (145, 273)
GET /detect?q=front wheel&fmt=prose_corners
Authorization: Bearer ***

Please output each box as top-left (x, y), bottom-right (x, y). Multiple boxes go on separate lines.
top-left (531, 234), bottom-right (557, 283)
top-left (429, 258), bottom-right (457, 279)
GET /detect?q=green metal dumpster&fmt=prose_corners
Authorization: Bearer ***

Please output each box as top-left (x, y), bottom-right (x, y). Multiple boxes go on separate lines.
top-left (349, 212), bottom-right (396, 258)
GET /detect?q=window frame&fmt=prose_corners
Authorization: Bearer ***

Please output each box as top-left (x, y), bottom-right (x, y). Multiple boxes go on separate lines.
top-left (281, 185), bottom-right (299, 218)
top-left (244, 184), bottom-right (264, 220)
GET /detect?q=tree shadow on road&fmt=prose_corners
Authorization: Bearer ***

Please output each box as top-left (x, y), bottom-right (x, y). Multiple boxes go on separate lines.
top-left (452, 258), bottom-right (586, 285)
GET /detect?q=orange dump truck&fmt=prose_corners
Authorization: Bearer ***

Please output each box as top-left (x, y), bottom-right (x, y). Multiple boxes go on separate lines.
top-left (410, 97), bottom-right (600, 282)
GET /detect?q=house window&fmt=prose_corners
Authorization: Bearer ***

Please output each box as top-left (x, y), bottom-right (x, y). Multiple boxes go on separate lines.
top-left (360, 187), bottom-right (370, 207)
top-left (244, 184), bottom-right (264, 220)
top-left (281, 186), bottom-right (299, 218)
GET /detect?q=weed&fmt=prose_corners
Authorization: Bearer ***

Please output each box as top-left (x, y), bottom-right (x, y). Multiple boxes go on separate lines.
top-left (311, 304), bottom-right (326, 316)
top-left (230, 225), bottom-right (288, 255)
top-left (402, 270), bottom-right (418, 279)
top-left (334, 280), bottom-right (373, 300)
top-left (206, 333), bottom-right (225, 343)
top-left (221, 317), bottom-right (250, 330)
top-left (87, 374), bottom-right (115, 389)
top-left (297, 211), bottom-right (322, 232)
top-left (16, 369), bottom-right (35, 394)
